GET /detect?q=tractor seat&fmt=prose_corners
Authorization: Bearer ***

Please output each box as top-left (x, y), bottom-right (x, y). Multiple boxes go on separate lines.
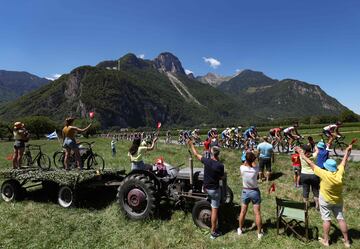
top-left (177, 168), bottom-right (204, 181)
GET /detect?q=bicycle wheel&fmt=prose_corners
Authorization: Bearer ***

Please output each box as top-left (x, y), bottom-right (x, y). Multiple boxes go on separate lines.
top-left (53, 151), bottom-right (65, 169)
top-left (37, 154), bottom-right (51, 170)
top-left (333, 142), bottom-right (348, 157)
top-left (87, 154), bottom-right (105, 170)
top-left (21, 154), bottom-right (32, 167)
top-left (280, 140), bottom-right (289, 153)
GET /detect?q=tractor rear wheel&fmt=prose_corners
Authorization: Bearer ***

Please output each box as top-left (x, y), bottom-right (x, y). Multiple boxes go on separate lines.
top-left (192, 200), bottom-right (212, 229)
top-left (117, 174), bottom-right (157, 220)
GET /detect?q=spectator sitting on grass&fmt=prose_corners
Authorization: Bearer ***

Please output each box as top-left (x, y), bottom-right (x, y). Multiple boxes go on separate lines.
top-left (188, 139), bottom-right (224, 240)
top-left (296, 144), bottom-right (352, 248)
top-left (238, 151), bottom-right (263, 240)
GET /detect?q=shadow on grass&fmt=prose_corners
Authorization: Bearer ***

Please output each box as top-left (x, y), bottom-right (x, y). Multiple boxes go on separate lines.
top-left (330, 223), bottom-right (360, 244)
top-left (270, 172), bottom-right (284, 181)
top-left (25, 186), bottom-right (119, 210)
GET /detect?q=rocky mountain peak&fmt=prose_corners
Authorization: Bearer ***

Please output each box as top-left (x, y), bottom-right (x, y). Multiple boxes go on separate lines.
top-left (196, 72), bottom-right (231, 87)
top-left (153, 52), bottom-right (185, 75)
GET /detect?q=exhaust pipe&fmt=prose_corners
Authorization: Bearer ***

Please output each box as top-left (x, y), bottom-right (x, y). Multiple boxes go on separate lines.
top-left (189, 156), bottom-right (194, 187)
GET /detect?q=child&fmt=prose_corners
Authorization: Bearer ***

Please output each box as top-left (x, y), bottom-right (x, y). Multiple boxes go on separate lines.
top-left (291, 151), bottom-right (301, 188)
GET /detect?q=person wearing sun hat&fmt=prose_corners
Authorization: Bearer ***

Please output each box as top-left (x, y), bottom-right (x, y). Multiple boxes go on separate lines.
top-left (12, 121), bottom-right (30, 169)
top-left (296, 144), bottom-right (352, 248)
top-left (315, 141), bottom-right (329, 169)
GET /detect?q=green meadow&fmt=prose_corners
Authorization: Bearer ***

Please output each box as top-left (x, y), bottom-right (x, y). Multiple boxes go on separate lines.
top-left (0, 137), bottom-right (359, 249)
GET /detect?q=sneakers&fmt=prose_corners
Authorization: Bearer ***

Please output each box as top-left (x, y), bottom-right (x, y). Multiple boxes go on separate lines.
top-left (237, 227), bottom-right (243, 235)
top-left (210, 230), bottom-right (222, 239)
top-left (257, 232), bottom-right (264, 240)
top-left (342, 238), bottom-right (351, 248)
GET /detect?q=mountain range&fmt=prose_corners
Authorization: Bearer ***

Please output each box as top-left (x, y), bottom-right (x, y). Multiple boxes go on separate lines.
top-left (0, 70), bottom-right (50, 102)
top-left (0, 52), bottom-right (350, 128)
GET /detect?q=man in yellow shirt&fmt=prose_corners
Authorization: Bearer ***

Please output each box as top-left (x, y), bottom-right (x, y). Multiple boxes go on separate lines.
top-left (297, 145), bottom-right (352, 248)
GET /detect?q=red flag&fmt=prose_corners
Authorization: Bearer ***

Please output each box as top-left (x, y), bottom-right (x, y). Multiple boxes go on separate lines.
top-left (6, 154), bottom-right (13, 161)
top-left (89, 112), bottom-right (95, 119)
top-left (350, 138), bottom-right (358, 145)
top-left (157, 122), bottom-right (161, 129)
top-left (268, 183), bottom-right (276, 194)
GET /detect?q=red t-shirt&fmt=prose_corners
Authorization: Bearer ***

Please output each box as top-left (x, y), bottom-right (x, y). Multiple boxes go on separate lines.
top-left (204, 139), bottom-right (210, 150)
top-left (291, 153), bottom-right (301, 167)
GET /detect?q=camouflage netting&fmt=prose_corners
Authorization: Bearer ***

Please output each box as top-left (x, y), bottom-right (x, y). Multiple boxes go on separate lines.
top-left (0, 168), bottom-right (126, 188)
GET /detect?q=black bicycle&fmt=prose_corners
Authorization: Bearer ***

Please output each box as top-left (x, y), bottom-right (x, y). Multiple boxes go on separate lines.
top-left (333, 137), bottom-right (348, 156)
top-left (53, 142), bottom-right (105, 170)
top-left (21, 144), bottom-right (51, 170)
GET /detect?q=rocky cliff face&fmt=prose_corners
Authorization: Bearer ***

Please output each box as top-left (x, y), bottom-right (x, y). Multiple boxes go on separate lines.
top-left (196, 73), bottom-right (231, 87)
top-left (153, 52), bottom-right (186, 75)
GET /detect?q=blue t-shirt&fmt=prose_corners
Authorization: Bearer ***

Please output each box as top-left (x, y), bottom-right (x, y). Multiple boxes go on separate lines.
top-left (201, 157), bottom-right (224, 190)
top-left (316, 148), bottom-right (329, 169)
top-left (257, 142), bottom-right (273, 159)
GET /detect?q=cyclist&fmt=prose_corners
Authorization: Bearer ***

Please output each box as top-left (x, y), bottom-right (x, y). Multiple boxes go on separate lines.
top-left (191, 129), bottom-right (201, 144)
top-left (269, 127), bottom-right (283, 146)
top-left (323, 121), bottom-right (342, 151)
top-left (283, 123), bottom-right (301, 151)
top-left (62, 117), bottom-right (92, 170)
top-left (243, 126), bottom-right (257, 149)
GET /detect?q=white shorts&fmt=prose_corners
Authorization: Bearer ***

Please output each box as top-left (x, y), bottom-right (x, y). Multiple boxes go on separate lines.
top-left (319, 194), bottom-right (344, 221)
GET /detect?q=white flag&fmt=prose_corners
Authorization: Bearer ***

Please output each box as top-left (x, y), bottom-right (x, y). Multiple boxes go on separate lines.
top-left (46, 130), bottom-right (58, 140)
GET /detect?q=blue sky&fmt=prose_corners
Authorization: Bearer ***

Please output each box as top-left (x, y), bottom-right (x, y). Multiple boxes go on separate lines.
top-left (1, 0), bottom-right (359, 113)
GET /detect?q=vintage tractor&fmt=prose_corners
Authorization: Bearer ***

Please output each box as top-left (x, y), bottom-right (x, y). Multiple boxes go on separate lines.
top-left (116, 154), bottom-right (233, 228)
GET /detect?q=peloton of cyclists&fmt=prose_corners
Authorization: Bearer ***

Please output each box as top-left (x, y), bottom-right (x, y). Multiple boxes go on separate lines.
top-left (283, 122), bottom-right (302, 151)
top-left (323, 121), bottom-right (342, 151)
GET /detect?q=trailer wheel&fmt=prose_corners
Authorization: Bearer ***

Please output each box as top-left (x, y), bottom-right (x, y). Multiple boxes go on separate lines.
top-left (1, 180), bottom-right (22, 202)
top-left (117, 174), bottom-right (157, 220)
top-left (192, 200), bottom-right (212, 229)
top-left (58, 186), bottom-right (76, 208)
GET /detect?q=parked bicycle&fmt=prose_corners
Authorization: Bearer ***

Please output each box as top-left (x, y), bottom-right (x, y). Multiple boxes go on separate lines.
top-left (21, 144), bottom-right (51, 170)
top-left (53, 142), bottom-right (105, 170)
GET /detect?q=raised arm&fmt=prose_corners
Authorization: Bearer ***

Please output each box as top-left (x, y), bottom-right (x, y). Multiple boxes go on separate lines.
top-left (341, 144), bottom-right (352, 168)
top-left (147, 137), bottom-right (158, 151)
top-left (74, 123), bottom-right (92, 133)
top-left (295, 147), bottom-right (316, 171)
top-left (188, 139), bottom-right (202, 161)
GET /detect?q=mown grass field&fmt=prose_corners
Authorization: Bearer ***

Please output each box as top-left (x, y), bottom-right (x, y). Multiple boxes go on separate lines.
top-left (0, 137), bottom-right (359, 249)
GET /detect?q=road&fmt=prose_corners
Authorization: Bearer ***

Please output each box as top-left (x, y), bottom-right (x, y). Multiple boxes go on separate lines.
top-left (330, 150), bottom-right (360, 162)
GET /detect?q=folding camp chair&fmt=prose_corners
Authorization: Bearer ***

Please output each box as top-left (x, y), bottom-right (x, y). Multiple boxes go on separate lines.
top-left (276, 197), bottom-right (309, 242)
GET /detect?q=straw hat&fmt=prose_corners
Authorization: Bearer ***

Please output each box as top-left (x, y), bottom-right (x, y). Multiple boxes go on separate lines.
top-left (14, 122), bottom-right (24, 129)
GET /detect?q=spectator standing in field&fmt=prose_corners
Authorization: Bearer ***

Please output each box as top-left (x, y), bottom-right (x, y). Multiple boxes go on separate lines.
top-left (111, 137), bottom-right (117, 157)
top-left (296, 144), bottom-right (352, 248)
top-left (128, 136), bottom-right (158, 170)
top-left (257, 136), bottom-right (274, 182)
top-left (316, 141), bottom-right (329, 169)
top-left (291, 151), bottom-right (301, 188)
top-left (12, 122), bottom-right (29, 169)
top-left (238, 151), bottom-right (263, 240)
top-left (299, 144), bottom-right (320, 209)
top-left (62, 117), bottom-right (92, 170)
top-left (188, 139), bottom-right (224, 239)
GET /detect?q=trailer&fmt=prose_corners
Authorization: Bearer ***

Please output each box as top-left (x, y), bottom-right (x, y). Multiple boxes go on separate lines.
top-left (0, 168), bottom-right (126, 208)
